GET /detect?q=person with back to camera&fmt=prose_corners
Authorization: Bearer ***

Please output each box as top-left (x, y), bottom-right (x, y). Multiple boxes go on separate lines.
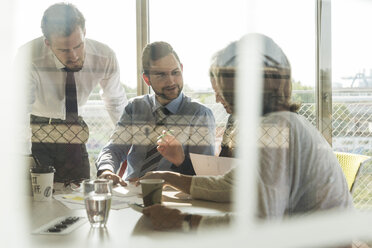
top-left (96, 41), bottom-right (216, 186)
top-left (140, 34), bottom-right (353, 234)
top-left (15, 3), bottom-right (127, 182)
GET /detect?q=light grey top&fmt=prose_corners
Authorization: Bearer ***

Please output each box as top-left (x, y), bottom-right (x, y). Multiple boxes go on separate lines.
top-left (190, 111), bottom-right (352, 227)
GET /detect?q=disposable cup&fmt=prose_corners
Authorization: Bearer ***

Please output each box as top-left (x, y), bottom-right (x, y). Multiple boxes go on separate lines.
top-left (139, 179), bottom-right (164, 207)
top-left (30, 166), bottom-right (55, 201)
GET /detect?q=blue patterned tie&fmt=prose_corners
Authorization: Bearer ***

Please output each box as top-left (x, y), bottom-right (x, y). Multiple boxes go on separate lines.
top-left (139, 107), bottom-right (170, 174)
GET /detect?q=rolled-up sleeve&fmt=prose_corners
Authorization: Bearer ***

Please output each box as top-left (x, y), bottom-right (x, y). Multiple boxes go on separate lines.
top-left (190, 169), bottom-right (234, 202)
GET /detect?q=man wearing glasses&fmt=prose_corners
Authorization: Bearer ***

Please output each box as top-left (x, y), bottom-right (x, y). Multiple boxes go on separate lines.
top-left (96, 41), bottom-right (215, 185)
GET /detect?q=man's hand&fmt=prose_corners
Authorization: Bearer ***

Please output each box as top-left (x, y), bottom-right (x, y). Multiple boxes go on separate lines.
top-left (141, 171), bottom-right (169, 181)
top-left (142, 204), bottom-right (185, 230)
top-left (157, 130), bottom-right (185, 166)
top-left (98, 170), bottom-right (127, 186)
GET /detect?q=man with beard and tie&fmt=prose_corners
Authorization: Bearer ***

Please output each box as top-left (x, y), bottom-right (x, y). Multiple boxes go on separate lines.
top-left (96, 41), bottom-right (215, 185)
top-left (15, 3), bottom-right (127, 182)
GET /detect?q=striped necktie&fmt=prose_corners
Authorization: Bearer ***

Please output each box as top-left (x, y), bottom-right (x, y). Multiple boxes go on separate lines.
top-left (139, 107), bottom-right (170, 174)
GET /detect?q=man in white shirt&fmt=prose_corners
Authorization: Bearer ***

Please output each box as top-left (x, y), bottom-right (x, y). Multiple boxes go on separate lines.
top-left (15, 3), bottom-right (127, 182)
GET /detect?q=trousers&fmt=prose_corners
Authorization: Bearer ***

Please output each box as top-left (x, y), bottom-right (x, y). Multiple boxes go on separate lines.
top-left (30, 115), bottom-right (90, 182)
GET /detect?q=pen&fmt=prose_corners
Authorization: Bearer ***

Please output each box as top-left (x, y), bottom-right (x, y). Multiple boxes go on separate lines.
top-left (157, 129), bottom-right (174, 140)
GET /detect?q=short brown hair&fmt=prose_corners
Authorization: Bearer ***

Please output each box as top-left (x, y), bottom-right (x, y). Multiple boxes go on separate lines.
top-left (41, 3), bottom-right (85, 40)
top-left (142, 41), bottom-right (181, 76)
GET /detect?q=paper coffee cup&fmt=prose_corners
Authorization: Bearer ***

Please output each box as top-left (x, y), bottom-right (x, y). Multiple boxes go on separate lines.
top-left (139, 179), bottom-right (164, 207)
top-left (25, 155), bottom-right (37, 196)
top-left (30, 166), bottom-right (55, 201)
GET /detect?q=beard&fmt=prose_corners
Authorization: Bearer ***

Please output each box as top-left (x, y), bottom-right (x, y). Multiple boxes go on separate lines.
top-left (64, 58), bottom-right (84, 72)
top-left (63, 50), bottom-right (85, 72)
top-left (153, 84), bottom-right (183, 101)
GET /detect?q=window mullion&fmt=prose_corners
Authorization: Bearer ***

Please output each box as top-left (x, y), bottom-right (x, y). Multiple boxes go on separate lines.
top-left (136, 0), bottom-right (150, 96)
top-left (316, 0), bottom-right (333, 145)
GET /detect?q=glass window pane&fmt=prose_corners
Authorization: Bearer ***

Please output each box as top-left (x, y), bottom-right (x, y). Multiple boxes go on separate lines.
top-left (251, 0), bottom-right (316, 127)
top-left (332, 0), bottom-right (372, 212)
top-left (149, 0), bottom-right (248, 153)
top-left (149, 0), bottom-right (316, 153)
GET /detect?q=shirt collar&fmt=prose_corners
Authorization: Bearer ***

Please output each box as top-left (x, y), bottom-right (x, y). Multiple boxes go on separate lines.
top-left (151, 92), bottom-right (184, 114)
top-left (52, 53), bottom-right (65, 70)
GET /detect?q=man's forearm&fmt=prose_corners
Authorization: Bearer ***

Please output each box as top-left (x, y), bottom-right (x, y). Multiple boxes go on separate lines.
top-left (164, 172), bottom-right (192, 194)
top-left (96, 142), bottom-right (128, 174)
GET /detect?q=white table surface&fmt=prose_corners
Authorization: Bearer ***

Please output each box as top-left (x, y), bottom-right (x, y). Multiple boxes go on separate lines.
top-left (27, 188), bottom-right (231, 247)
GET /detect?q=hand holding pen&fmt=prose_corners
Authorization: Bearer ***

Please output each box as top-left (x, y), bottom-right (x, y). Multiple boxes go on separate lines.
top-left (157, 129), bottom-right (175, 141)
top-left (156, 130), bottom-right (185, 166)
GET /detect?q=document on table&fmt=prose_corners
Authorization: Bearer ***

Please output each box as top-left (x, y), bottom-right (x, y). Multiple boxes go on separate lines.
top-left (53, 182), bottom-right (143, 210)
top-left (190, 153), bottom-right (236, 176)
top-left (113, 182), bottom-right (142, 197)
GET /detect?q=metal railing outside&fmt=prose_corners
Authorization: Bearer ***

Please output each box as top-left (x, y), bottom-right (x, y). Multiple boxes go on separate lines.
top-left (82, 89), bottom-right (372, 210)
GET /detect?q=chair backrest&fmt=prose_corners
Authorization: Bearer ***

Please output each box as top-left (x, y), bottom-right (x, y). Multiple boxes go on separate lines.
top-left (335, 152), bottom-right (370, 192)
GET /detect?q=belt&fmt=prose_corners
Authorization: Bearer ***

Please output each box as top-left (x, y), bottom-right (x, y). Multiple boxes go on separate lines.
top-left (30, 115), bottom-right (84, 124)
top-left (30, 114), bottom-right (89, 144)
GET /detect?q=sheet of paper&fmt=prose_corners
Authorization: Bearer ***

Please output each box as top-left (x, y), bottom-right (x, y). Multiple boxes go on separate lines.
top-left (53, 181), bottom-right (143, 210)
top-left (54, 197), bottom-right (85, 210)
top-left (190, 153), bottom-right (236, 176)
top-left (113, 182), bottom-right (142, 197)
top-left (53, 193), bottom-right (138, 210)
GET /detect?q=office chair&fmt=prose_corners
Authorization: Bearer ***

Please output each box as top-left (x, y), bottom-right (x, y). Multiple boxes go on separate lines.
top-left (335, 151), bottom-right (371, 193)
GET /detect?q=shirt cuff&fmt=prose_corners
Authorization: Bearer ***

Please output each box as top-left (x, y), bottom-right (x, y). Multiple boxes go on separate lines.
top-left (96, 164), bottom-right (115, 176)
top-left (170, 155), bottom-right (195, 175)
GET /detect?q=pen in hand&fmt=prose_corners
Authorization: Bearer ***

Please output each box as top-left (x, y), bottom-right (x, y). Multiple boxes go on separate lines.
top-left (157, 129), bottom-right (174, 140)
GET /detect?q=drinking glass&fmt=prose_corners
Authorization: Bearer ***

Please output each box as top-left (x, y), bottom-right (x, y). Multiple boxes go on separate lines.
top-left (83, 179), bottom-right (113, 228)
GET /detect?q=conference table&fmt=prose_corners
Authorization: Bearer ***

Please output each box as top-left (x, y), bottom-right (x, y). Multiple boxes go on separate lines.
top-left (27, 183), bottom-right (232, 247)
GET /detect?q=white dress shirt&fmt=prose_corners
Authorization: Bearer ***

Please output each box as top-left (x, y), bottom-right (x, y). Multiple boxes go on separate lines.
top-left (15, 36), bottom-right (127, 124)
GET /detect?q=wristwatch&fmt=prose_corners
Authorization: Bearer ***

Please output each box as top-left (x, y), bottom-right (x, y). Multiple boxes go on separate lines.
top-left (182, 214), bottom-right (192, 232)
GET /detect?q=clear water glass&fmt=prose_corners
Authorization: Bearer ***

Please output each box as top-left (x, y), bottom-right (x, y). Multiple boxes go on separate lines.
top-left (83, 179), bottom-right (113, 228)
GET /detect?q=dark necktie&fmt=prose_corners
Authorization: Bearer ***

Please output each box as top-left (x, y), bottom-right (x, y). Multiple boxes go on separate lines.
top-left (63, 69), bottom-right (84, 177)
top-left (65, 70), bottom-right (78, 123)
top-left (139, 107), bottom-right (170, 174)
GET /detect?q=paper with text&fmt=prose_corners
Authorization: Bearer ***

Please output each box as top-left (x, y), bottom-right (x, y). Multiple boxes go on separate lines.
top-left (190, 153), bottom-right (236, 176)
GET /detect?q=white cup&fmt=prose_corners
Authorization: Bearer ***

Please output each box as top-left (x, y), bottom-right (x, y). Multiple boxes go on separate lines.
top-left (30, 166), bottom-right (55, 201)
